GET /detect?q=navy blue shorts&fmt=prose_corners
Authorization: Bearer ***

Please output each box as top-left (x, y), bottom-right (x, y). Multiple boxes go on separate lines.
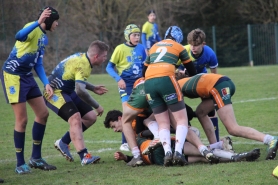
top-left (1, 70), bottom-right (41, 103)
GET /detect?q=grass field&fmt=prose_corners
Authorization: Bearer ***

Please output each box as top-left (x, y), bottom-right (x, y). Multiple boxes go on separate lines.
top-left (0, 65), bottom-right (278, 185)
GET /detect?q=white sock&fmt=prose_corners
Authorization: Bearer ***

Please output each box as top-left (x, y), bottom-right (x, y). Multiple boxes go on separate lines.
top-left (212, 149), bottom-right (234, 159)
top-left (209, 141), bottom-right (223, 150)
top-left (147, 121), bottom-right (159, 138)
top-left (263, 134), bottom-right (274, 144)
top-left (159, 129), bottom-right (172, 155)
top-left (175, 125), bottom-right (188, 154)
top-left (131, 147), bottom-right (140, 158)
top-left (198, 145), bottom-right (208, 155)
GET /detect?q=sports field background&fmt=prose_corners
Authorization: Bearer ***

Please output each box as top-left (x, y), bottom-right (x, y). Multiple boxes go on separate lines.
top-left (0, 65), bottom-right (278, 184)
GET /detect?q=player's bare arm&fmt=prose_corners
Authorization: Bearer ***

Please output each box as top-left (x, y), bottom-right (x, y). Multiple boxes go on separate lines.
top-left (75, 82), bottom-right (100, 109)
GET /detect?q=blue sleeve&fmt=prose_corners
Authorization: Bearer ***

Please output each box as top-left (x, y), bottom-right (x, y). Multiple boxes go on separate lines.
top-left (15, 21), bottom-right (40, 41)
top-left (156, 33), bottom-right (161, 42)
top-left (141, 33), bottom-right (147, 49)
top-left (106, 61), bottom-right (122, 82)
top-left (34, 52), bottom-right (49, 86)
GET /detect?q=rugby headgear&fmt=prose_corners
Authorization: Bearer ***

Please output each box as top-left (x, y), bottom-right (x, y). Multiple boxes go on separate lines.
top-left (124, 24), bottom-right (140, 42)
top-left (39, 6), bottom-right (59, 31)
top-left (164, 26), bottom-right (183, 43)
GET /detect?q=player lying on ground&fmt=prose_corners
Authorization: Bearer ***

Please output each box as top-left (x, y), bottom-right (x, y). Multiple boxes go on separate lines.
top-left (104, 110), bottom-right (260, 165)
top-left (178, 73), bottom-right (278, 160)
top-left (104, 109), bottom-right (239, 166)
top-left (111, 77), bottom-right (226, 166)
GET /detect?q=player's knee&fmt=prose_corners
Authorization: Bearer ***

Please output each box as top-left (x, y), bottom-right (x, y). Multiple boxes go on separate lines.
top-left (37, 109), bottom-right (49, 123)
top-left (69, 112), bottom-right (82, 128)
top-left (226, 127), bottom-right (238, 136)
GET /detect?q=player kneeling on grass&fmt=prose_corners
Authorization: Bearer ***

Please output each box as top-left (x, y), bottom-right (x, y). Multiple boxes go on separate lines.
top-left (104, 110), bottom-right (260, 165)
top-left (178, 73), bottom-right (278, 160)
top-left (44, 40), bottom-right (109, 166)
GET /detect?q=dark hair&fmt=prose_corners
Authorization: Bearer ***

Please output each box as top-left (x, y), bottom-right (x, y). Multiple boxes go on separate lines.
top-left (103, 110), bottom-right (122, 128)
top-left (147, 9), bottom-right (155, 15)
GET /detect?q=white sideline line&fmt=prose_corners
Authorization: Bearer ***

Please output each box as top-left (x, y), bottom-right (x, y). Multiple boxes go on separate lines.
top-left (233, 97), bottom-right (277, 104)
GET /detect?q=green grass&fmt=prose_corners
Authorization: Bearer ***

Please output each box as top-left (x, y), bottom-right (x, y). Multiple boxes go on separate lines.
top-left (0, 65), bottom-right (278, 185)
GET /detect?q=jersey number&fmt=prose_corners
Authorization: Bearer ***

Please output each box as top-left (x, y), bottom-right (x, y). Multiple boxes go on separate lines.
top-left (154, 47), bottom-right (167, 63)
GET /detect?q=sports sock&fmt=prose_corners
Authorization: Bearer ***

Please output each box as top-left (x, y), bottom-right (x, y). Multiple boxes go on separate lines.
top-left (209, 141), bottom-right (223, 150)
top-left (62, 123), bottom-right (88, 144)
top-left (31, 121), bottom-right (46, 159)
top-left (131, 147), bottom-right (140, 158)
top-left (14, 130), bottom-right (25, 167)
top-left (147, 121), bottom-right (159, 138)
top-left (263, 134), bottom-right (274, 144)
top-left (212, 149), bottom-right (234, 159)
top-left (159, 129), bottom-right (172, 155)
top-left (198, 145), bottom-right (208, 155)
top-left (78, 148), bottom-right (88, 160)
top-left (175, 125), bottom-right (188, 154)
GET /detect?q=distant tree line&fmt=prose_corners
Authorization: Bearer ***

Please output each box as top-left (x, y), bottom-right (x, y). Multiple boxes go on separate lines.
top-left (1, 0), bottom-right (277, 73)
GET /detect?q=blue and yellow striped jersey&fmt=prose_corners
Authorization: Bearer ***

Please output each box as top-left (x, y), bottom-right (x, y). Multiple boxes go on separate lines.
top-left (48, 53), bottom-right (92, 93)
top-left (2, 21), bottom-right (48, 75)
top-left (109, 43), bottom-right (146, 85)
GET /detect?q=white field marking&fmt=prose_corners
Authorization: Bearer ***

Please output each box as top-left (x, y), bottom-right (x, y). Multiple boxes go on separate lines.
top-left (84, 140), bottom-right (121, 143)
top-left (233, 97), bottom-right (277, 104)
top-left (189, 97), bottom-right (277, 108)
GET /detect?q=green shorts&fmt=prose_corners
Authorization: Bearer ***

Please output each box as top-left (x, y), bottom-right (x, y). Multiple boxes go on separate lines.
top-left (211, 80), bottom-right (235, 110)
top-left (144, 76), bottom-right (182, 109)
top-left (127, 83), bottom-right (150, 111)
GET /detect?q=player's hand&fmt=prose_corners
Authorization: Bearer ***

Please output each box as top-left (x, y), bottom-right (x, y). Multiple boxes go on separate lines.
top-left (95, 105), bottom-right (104, 116)
top-left (114, 151), bottom-right (127, 161)
top-left (93, 85), bottom-right (108, 95)
top-left (118, 79), bottom-right (126, 89)
top-left (38, 8), bottom-right (51, 24)
top-left (44, 84), bottom-right (53, 99)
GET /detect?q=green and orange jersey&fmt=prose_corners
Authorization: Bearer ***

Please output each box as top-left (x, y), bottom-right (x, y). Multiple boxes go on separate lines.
top-left (144, 39), bottom-right (191, 80)
top-left (178, 73), bottom-right (225, 98)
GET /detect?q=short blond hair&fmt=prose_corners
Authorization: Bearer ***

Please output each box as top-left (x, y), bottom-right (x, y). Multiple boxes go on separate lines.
top-left (187, 28), bottom-right (206, 46)
top-left (87, 40), bottom-right (109, 57)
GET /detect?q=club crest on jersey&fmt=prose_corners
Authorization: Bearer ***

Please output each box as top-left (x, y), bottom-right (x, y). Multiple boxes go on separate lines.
top-left (164, 93), bottom-right (177, 102)
top-left (9, 86), bottom-right (16, 94)
top-left (51, 94), bottom-right (59, 102)
top-left (146, 93), bottom-right (154, 104)
top-left (221, 87), bottom-right (230, 100)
